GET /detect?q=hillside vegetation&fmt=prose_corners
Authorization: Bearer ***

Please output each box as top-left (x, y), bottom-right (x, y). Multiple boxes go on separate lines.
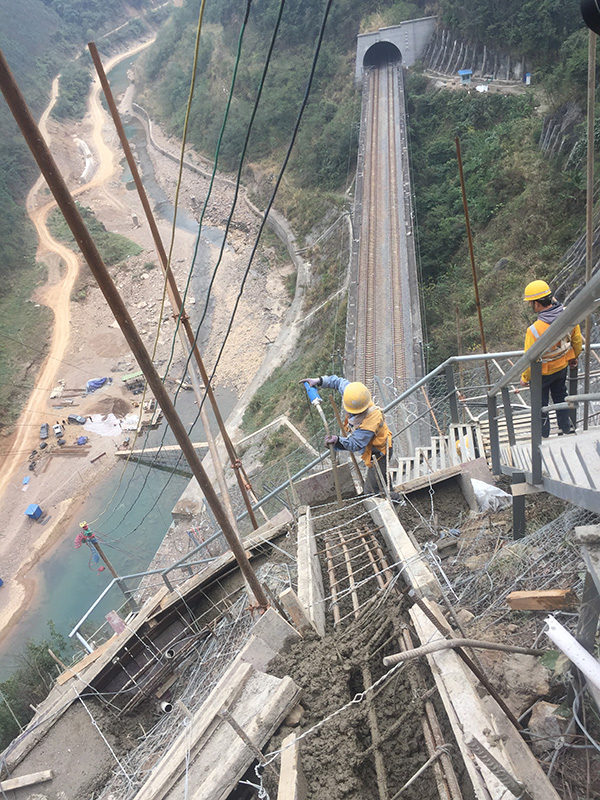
top-left (136, 0), bottom-right (593, 430)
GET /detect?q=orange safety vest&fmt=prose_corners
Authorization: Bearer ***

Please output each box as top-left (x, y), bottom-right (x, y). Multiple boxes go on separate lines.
top-left (346, 405), bottom-right (392, 467)
top-left (527, 320), bottom-right (578, 375)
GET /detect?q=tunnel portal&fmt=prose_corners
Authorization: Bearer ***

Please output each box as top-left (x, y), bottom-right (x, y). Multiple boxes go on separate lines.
top-left (363, 41), bottom-right (402, 68)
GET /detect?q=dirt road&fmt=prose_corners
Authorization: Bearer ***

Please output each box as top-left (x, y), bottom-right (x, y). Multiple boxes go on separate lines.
top-left (0, 40), bottom-right (155, 504)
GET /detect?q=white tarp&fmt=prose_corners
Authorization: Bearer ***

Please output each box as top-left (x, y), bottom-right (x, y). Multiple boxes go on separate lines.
top-left (84, 413), bottom-right (124, 438)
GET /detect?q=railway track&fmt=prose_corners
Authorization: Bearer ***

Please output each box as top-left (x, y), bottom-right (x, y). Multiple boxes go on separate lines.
top-left (353, 62), bottom-right (418, 399)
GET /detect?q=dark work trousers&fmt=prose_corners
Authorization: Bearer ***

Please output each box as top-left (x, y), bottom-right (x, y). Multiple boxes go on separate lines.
top-left (541, 367), bottom-right (571, 437)
top-left (363, 448), bottom-right (401, 502)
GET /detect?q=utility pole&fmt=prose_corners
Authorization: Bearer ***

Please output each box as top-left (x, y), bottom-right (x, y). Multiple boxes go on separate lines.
top-left (455, 136), bottom-right (490, 386)
top-left (584, 30), bottom-right (596, 430)
top-left (0, 49), bottom-right (269, 610)
top-left (78, 522), bottom-right (137, 608)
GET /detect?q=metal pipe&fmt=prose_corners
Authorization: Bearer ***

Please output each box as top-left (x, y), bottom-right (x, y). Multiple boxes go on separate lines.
top-left (382, 638), bottom-right (544, 667)
top-left (584, 30), bottom-right (597, 430)
top-left (87, 43), bottom-right (259, 530)
top-left (330, 395), bottom-right (363, 489)
top-left (455, 136), bottom-right (490, 385)
top-left (0, 49), bottom-right (269, 611)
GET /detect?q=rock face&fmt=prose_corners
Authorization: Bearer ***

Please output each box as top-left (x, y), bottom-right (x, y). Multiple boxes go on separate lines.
top-left (478, 652), bottom-right (551, 716)
top-left (528, 701), bottom-right (572, 756)
top-left (422, 27), bottom-right (527, 82)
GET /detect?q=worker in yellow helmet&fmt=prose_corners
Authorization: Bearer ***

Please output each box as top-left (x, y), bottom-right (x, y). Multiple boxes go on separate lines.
top-left (520, 280), bottom-right (582, 437)
top-left (303, 375), bottom-right (398, 498)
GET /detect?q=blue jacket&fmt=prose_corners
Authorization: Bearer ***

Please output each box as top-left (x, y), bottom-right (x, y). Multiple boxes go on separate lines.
top-left (321, 375), bottom-right (378, 454)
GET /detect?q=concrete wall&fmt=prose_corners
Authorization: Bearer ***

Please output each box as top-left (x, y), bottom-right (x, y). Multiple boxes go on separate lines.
top-left (355, 17), bottom-right (437, 83)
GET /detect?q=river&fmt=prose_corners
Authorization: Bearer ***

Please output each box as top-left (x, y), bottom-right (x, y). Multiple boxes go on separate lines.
top-left (0, 51), bottom-right (236, 677)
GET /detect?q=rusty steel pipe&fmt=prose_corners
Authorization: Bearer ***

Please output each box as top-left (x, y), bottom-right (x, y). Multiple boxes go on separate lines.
top-left (87, 42), bottom-right (259, 529)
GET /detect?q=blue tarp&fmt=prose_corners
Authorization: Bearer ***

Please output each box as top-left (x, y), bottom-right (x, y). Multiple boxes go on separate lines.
top-left (77, 436), bottom-right (88, 445)
top-left (25, 503), bottom-right (42, 519)
top-left (86, 377), bottom-right (108, 393)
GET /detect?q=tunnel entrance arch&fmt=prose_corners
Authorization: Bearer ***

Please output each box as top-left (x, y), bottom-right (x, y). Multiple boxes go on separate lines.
top-left (363, 41), bottom-right (402, 68)
top-left (355, 18), bottom-right (437, 84)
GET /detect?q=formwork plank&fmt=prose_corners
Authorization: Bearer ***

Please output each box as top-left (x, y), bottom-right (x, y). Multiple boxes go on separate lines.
top-left (410, 601), bottom-right (561, 800)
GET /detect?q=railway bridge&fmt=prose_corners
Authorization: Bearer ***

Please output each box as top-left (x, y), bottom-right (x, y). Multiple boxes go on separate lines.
top-left (347, 21), bottom-right (436, 448)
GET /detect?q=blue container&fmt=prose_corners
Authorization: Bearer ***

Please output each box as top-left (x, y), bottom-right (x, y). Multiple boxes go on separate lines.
top-left (25, 503), bottom-right (43, 519)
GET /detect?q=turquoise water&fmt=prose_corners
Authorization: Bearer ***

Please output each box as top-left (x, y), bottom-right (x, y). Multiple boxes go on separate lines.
top-left (0, 51), bottom-right (239, 676)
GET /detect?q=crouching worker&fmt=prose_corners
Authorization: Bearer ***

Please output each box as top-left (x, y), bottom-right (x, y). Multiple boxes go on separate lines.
top-left (303, 375), bottom-right (400, 501)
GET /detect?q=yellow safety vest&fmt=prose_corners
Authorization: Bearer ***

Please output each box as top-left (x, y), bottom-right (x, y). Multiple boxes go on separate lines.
top-left (522, 319), bottom-right (581, 379)
top-left (346, 405), bottom-right (392, 467)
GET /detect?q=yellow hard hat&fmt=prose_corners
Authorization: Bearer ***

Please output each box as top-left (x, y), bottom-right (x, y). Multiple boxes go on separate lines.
top-left (523, 280), bottom-right (551, 301)
top-left (343, 382), bottom-right (371, 414)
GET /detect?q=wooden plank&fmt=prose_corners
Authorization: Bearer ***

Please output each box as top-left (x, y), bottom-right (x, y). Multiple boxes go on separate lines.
top-left (394, 464), bottom-right (463, 495)
top-left (410, 601), bottom-right (561, 800)
top-left (507, 589), bottom-right (578, 611)
top-left (278, 588), bottom-right (315, 635)
top-left (56, 634), bottom-right (118, 685)
top-left (0, 769), bottom-right (53, 791)
top-left (296, 507), bottom-right (325, 636)
top-left (510, 482), bottom-right (544, 497)
top-left (189, 676), bottom-right (302, 800)
top-left (365, 497), bottom-right (439, 599)
top-left (277, 733), bottom-right (308, 800)
top-left (134, 661), bottom-right (255, 800)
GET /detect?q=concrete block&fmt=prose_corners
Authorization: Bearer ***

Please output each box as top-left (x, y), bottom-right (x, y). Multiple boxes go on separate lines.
top-left (456, 457), bottom-right (495, 512)
top-left (293, 462), bottom-right (356, 506)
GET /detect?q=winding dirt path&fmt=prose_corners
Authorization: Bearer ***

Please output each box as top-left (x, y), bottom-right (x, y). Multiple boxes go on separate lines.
top-left (0, 39), bottom-right (154, 504)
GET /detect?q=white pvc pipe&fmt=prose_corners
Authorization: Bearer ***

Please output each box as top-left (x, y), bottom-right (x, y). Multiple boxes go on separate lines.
top-left (545, 616), bottom-right (600, 691)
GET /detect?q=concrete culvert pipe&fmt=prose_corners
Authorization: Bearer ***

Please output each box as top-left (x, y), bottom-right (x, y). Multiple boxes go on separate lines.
top-left (160, 701), bottom-right (173, 713)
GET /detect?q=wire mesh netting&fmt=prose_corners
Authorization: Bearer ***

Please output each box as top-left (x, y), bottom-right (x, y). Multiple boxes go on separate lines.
top-left (95, 560), bottom-right (296, 799)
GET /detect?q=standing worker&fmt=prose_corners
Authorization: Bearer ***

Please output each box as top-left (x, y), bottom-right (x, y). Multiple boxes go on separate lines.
top-left (303, 375), bottom-right (399, 500)
top-left (520, 280), bottom-right (582, 437)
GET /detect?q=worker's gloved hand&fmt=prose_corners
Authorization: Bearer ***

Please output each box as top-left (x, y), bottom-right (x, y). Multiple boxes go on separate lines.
top-left (568, 358), bottom-right (578, 368)
top-left (324, 434), bottom-right (338, 447)
top-left (300, 377), bottom-right (321, 387)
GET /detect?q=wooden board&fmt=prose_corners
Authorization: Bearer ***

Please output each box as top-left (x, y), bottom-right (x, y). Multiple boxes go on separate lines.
top-left (0, 770), bottom-right (53, 791)
top-left (410, 600), bottom-right (561, 800)
top-left (277, 733), bottom-right (308, 800)
top-left (393, 464), bottom-right (462, 495)
top-left (507, 589), bottom-right (578, 611)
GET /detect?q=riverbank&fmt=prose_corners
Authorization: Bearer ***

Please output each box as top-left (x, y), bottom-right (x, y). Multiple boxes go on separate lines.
top-left (0, 37), bottom-right (297, 651)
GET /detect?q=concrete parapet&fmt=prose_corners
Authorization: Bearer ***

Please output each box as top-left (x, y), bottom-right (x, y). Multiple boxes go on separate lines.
top-left (364, 497), bottom-right (439, 599)
top-left (296, 506), bottom-right (326, 636)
